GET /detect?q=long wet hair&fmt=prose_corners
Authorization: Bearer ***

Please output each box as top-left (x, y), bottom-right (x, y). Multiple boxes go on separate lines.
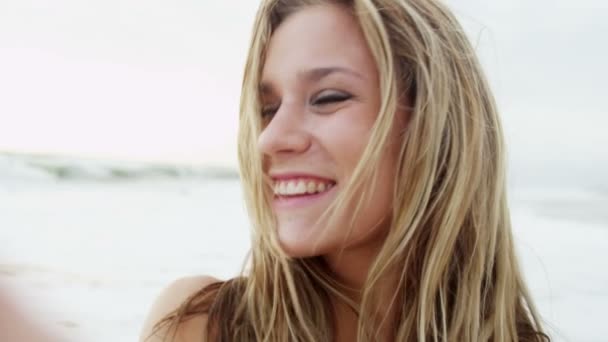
top-left (153, 0), bottom-right (549, 341)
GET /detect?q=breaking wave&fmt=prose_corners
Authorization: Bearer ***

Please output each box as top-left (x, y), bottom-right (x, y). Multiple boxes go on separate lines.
top-left (0, 152), bottom-right (238, 182)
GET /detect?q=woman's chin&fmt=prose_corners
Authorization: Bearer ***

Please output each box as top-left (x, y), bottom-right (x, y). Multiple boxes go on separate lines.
top-left (277, 226), bottom-right (331, 258)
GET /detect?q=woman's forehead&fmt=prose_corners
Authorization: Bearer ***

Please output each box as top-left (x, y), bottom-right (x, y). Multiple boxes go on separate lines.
top-left (260, 4), bottom-right (376, 87)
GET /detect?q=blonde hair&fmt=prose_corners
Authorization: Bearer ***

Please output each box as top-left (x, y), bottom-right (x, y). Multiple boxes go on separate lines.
top-left (154, 0), bottom-right (549, 341)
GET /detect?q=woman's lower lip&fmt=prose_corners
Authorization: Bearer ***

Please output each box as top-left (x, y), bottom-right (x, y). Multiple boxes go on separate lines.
top-left (272, 185), bottom-right (336, 209)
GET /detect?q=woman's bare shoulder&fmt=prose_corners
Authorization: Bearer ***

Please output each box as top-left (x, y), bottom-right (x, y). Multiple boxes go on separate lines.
top-left (139, 275), bottom-right (220, 342)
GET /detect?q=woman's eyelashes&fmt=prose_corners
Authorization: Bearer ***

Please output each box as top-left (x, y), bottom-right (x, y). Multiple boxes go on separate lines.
top-left (261, 105), bottom-right (278, 119)
top-left (260, 91), bottom-right (353, 120)
top-left (310, 91), bottom-right (352, 106)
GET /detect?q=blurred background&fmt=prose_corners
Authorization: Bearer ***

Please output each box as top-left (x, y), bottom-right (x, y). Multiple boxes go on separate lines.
top-left (0, 0), bottom-right (606, 341)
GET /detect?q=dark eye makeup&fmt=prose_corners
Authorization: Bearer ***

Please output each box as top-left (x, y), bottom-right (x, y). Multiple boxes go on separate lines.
top-left (260, 90), bottom-right (353, 119)
top-left (261, 105), bottom-right (279, 119)
top-left (311, 91), bottom-right (352, 106)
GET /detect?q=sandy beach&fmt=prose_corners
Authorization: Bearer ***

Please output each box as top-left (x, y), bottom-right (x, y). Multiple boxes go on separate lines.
top-left (1, 154), bottom-right (606, 341)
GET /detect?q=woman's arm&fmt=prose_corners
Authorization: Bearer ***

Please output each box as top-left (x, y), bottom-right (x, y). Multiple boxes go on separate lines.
top-left (0, 287), bottom-right (59, 342)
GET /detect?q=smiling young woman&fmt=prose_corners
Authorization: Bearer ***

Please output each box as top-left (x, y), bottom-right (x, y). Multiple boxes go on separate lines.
top-left (140, 1), bottom-right (549, 341)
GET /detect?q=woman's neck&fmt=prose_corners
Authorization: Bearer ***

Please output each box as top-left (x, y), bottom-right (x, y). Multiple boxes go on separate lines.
top-left (323, 227), bottom-right (399, 341)
top-left (323, 219), bottom-right (389, 290)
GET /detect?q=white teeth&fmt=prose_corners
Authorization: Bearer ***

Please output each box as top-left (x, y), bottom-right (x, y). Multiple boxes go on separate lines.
top-left (295, 181), bottom-right (306, 194)
top-left (317, 182), bottom-right (326, 192)
top-left (306, 181), bottom-right (316, 194)
top-left (287, 181), bottom-right (296, 194)
top-left (273, 179), bottom-right (335, 196)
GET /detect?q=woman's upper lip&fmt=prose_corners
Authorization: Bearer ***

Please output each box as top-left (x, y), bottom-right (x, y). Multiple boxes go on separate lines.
top-left (269, 172), bottom-right (336, 183)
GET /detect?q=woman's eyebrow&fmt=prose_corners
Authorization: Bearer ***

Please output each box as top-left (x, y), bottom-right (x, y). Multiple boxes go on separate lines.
top-left (299, 66), bottom-right (365, 82)
top-left (259, 66), bottom-right (365, 94)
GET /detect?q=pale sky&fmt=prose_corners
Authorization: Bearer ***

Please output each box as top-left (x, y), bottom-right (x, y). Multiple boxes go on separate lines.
top-left (0, 0), bottom-right (606, 174)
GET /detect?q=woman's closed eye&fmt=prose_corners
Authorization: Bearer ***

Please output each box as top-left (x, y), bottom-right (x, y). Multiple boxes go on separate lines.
top-left (311, 91), bottom-right (352, 106)
top-left (261, 105), bottom-right (278, 119)
top-left (260, 91), bottom-right (353, 120)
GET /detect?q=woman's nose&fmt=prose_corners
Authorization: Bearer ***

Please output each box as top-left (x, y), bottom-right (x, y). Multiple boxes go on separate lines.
top-left (257, 104), bottom-right (311, 157)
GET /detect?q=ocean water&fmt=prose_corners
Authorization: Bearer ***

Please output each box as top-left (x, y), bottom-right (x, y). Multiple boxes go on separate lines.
top-left (0, 154), bottom-right (607, 341)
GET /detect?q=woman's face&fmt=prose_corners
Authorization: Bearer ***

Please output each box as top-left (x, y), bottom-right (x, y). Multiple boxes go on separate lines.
top-left (258, 4), bottom-right (405, 257)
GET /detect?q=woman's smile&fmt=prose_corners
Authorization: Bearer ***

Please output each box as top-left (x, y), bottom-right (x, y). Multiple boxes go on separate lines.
top-left (271, 173), bottom-right (338, 210)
